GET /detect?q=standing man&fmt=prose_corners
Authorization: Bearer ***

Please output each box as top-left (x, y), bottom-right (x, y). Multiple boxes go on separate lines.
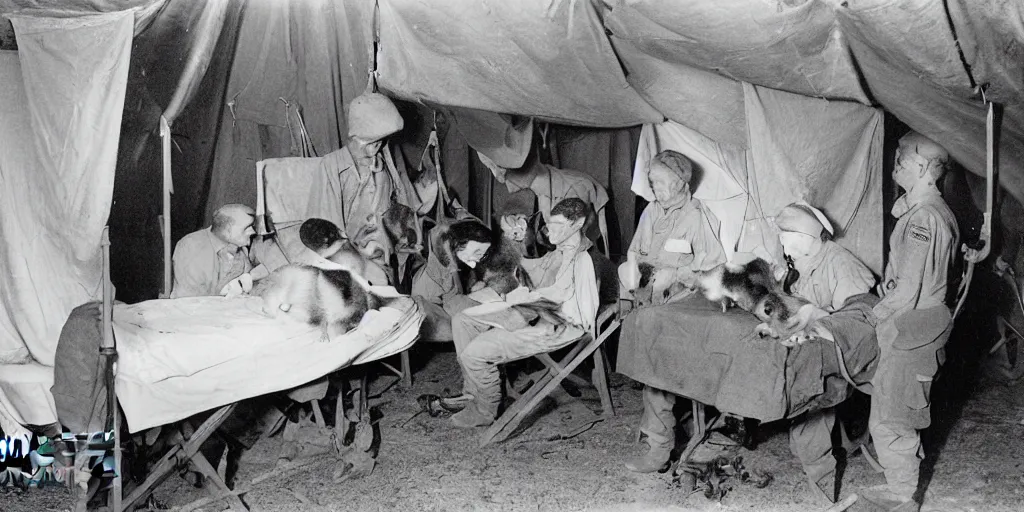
top-left (170, 203), bottom-right (257, 298)
top-left (861, 132), bottom-right (959, 512)
top-left (338, 91), bottom-right (405, 272)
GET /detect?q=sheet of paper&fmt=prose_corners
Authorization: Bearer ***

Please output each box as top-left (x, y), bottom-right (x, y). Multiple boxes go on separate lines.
top-left (467, 287), bottom-right (504, 303)
top-left (664, 238), bottom-right (693, 254)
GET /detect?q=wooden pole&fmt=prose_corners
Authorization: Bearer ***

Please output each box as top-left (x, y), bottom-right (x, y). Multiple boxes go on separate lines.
top-left (100, 227), bottom-right (122, 511)
top-left (160, 116), bottom-right (173, 298)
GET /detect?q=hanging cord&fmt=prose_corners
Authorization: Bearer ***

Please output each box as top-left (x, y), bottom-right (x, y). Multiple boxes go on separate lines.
top-left (953, 86), bottom-right (996, 319)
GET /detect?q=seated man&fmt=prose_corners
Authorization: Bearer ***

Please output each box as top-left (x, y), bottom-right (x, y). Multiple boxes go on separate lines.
top-left (619, 150), bottom-right (726, 306)
top-left (773, 202), bottom-right (876, 502)
top-left (448, 198), bottom-right (599, 428)
top-left (170, 204), bottom-right (258, 298)
top-left (411, 220), bottom-right (492, 342)
top-left (618, 150), bottom-right (727, 473)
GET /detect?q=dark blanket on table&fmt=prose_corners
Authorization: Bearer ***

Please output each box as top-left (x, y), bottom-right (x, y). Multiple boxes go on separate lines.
top-left (616, 294), bottom-right (880, 422)
top-left (50, 302), bottom-right (108, 435)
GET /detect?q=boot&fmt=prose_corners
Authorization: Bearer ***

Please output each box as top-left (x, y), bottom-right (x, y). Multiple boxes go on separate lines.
top-left (624, 441), bottom-right (671, 473)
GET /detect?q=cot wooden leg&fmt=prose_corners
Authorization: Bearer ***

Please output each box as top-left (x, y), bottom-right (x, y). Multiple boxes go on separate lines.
top-left (121, 404), bottom-right (237, 511)
top-left (401, 350), bottom-right (413, 388)
top-left (592, 347), bottom-right (614, 417)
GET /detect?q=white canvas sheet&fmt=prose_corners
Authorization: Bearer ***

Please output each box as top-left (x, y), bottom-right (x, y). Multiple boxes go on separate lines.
top-left (112, 295), bottom-right (422, 433)
top-left (0, 363), bottom-right (57, 437)
top-left (0, 13), bottom-right (132, 366)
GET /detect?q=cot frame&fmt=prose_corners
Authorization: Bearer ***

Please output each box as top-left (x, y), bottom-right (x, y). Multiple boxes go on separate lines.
top-left (75, 227), bottom-right (376, 512)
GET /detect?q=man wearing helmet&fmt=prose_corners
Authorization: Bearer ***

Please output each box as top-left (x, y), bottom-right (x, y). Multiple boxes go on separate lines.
top-left (860, 131), bottom-right (960, 512)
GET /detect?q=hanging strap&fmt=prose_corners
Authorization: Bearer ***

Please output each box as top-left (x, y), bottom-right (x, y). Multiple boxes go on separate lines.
top-left (954, 92), bottom-right (996, 319)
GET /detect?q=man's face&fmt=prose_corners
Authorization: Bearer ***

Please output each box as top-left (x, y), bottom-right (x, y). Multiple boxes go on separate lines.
top-left (648, 163), bottom-right (688, 205)
top-left (779, 231), bottom-right (815, 260)
top-left (352, 137), bottom-right (384, 159)
top-left (893, 147), bottom-right (927, 191)
top-left (455, 240), bottom-right (490, 268)
top-left (223, 211), bottom-right (256, 247)
top-left (545, 214), bottom-right (580, 246)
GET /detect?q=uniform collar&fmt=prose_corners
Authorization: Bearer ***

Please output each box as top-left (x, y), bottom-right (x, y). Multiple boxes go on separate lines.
top-left (793, 240), bottom-right (830, 275)
top-left (207, 227), bottom-right (231, 253)
top-left (892, 187), bottom-right (942, 219)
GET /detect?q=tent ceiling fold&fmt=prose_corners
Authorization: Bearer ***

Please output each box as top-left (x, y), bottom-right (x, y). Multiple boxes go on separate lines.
top-left (603, 0), bottom-right (871, 105)
top-left (375, 0), bottom-right (663, 128)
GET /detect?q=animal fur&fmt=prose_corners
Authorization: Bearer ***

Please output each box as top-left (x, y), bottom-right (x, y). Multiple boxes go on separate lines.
top-left (695, 258), bottom-right (776, 312)
top-left (383, 195), bottom-right (420, 253)
top-left (252, 264), bottom-right (384, 342)
top-left (478, 217), bottom-right (534, 295)
top-left (752, 292), bottom-right (829, 340)
top-left (695, 258), bottom-right (827, 340)
top-left (634, 262), bottom-right (687, 306)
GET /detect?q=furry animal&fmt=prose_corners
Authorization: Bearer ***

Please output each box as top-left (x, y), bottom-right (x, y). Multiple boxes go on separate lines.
top-left (252, 264), bottom-right (385, 342)
top-left (382, 194), bottom-right (420, 253)
top-left (478, 217), bottom-right (535, 295)
top-left (695, 258), bottom-right (776, 312)
top-left (695, 258), bottom-right (828, 341)
top-left (752, 291), bottom-right (829, 340)
top-left (498, 213), bottom-right (533, 257)
top-left (634, 262), bottom-right (687, 306)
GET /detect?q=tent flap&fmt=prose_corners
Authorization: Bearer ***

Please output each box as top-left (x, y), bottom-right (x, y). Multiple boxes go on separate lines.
top-left (1, 11), bottom-right (132, 366)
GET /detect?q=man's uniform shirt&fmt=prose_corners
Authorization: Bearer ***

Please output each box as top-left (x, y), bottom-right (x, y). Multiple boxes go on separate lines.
top-left (170, 227), bottom-right (252, 298)
top-left (791, 240), bottom-right (876, 311)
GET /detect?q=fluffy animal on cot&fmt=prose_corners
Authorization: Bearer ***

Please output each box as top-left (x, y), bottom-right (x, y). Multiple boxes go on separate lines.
top-left (252, 264), bottom-right (390, 343)
top-left (695, 258), bottom-right (828, 341)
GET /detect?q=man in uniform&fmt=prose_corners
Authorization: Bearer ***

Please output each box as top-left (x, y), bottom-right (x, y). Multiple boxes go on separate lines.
top-left (861, 132), bottom-right (959, 511)
top-left (775, 202), bottom-right (876, 502)
top-left (170, 204), bottom-right (257, 298)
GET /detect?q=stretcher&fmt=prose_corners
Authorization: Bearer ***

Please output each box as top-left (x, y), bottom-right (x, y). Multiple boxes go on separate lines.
top-left (66, 227), bottom-right (423, 511)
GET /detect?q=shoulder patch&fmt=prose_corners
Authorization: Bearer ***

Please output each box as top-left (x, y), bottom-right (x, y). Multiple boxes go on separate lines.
top-left (909, 224), bottom-right (931, 243)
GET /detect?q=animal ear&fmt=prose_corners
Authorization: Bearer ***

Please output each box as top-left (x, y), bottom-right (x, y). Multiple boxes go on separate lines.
top-left (432, 224), bottom-right (455, 267)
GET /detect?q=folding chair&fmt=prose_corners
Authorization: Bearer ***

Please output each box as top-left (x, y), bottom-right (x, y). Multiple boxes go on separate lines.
top-left (479, 303), bottom-right (619, 446)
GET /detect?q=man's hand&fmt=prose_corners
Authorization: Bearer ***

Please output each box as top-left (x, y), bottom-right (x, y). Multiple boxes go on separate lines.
top-left (780, 323), bottom-right (834, 347)
top-left (650, 268), bottom-right (676, 297)
top-left (220, 273), bottom-right (254, 298)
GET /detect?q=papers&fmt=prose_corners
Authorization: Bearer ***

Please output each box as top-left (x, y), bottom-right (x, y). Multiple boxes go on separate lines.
top-left (463, 286), bottom-right (557, 319)
top-left (664, 238), bottom-right (693, 254)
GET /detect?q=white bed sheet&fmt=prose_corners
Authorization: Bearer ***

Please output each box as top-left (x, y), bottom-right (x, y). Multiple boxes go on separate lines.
top-left (113, 295), bottom-right (422, 433)
top-left (0, 362), bottom-right (57, 437)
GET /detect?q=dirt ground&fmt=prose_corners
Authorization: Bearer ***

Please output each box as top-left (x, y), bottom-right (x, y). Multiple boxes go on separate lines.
top-left (6, 328), bottom-right (1024, 512)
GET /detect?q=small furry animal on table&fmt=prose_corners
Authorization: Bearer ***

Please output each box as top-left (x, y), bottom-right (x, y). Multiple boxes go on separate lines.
top-left (251, 264), bottom-right (389, 342)
top-left (695, 258), bottom-right (828, 342)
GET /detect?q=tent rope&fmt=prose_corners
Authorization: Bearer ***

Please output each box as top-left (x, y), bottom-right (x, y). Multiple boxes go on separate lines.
top-left (953, 96), bottom-right (996, 319)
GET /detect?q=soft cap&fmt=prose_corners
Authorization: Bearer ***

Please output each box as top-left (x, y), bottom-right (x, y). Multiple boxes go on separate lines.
top-left (899, 131), bottom-right (949, 164)
top-left (346, 92), bottom-right (404, 141)
top-left (775, 202), bottom-right (834, 237)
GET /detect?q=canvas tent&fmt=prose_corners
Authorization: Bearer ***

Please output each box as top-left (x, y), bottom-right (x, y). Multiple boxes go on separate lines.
top-left (0, 0), bottom-right (1019, 435)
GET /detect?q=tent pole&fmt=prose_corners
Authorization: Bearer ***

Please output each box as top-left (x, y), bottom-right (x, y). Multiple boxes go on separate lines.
top-left (100, 227), bottom-right (122, 511)
top-left (160, 116), bottom-right (172, 298)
